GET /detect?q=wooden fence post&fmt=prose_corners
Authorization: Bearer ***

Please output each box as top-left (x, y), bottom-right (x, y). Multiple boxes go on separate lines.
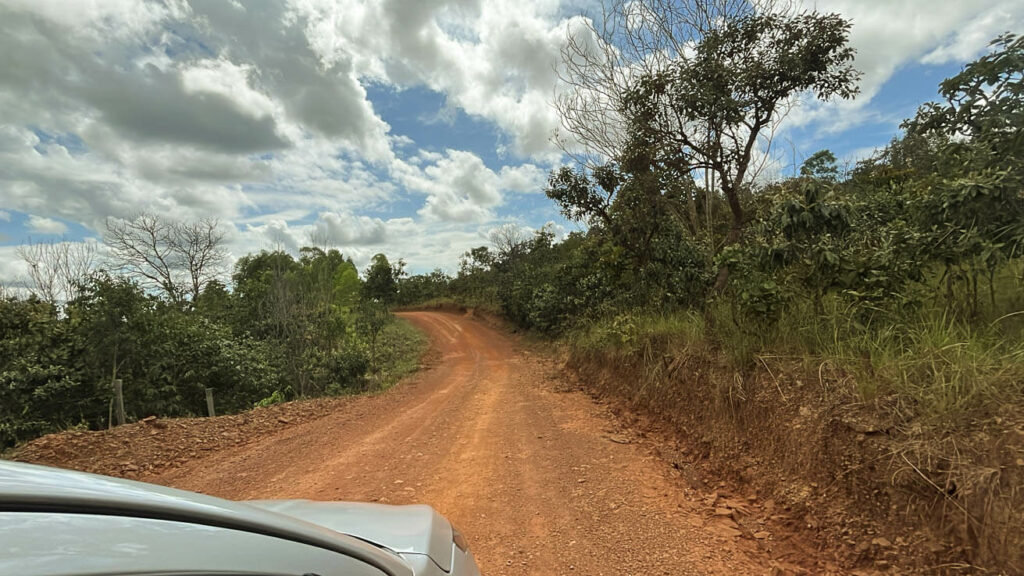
top-left (112, 378), bottom-right (126, 426)
top-left (205, 387), bottom-right (216, 418)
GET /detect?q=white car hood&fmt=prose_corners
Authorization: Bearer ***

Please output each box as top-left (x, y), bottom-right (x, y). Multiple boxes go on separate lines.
top-left (0, 461), bottom-right (412, 576)
top-left (248, 499), bottom-right (454, 572)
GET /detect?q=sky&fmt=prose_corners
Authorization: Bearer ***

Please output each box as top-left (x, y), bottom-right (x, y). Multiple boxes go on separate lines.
top-left (1, 0), bottom-right (1022, 286)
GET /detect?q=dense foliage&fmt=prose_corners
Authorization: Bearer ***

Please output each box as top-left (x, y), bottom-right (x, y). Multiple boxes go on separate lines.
top-left (399, 34), bottom-right (1024, 420)
top-left (1, 248), bottom-right (414, 449)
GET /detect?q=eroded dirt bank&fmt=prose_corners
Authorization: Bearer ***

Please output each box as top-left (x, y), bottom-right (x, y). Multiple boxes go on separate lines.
top-left (566, 337), bottom-right (1024, 575)
top-left (13, 311), bottom-right (839, 575)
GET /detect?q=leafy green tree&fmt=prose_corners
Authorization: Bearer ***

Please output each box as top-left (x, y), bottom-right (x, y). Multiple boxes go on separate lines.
top-left (67, 273), bottom-right (152, 405)
top-left (904, 33), bottom-right (1024, 311)
top-left (357, 300), bottom-right (391, 370)
top-left (909, 33), bottom-right (1023, 164)
top-left (0, 296), bottom-right (88, 448)
top-left (461, 246), bottom-right (494, 274)
top-left (800, 150), bottom-right (840, 182)
top-left (128, 308), bottom-right (278, 417)
top-left (545, 165), bottom-right (616, 228)
top-left (297, 248), bottom-right (364, 395)
top-left (63, 274), bottom-right (280, 420)
top-left (623, 11), bottom-right (860, 290)
top-left (397, 269), bottom-right (451, 305)
top-left (450, 247), bottom-right (497, 305)
top-left (232, 249), bottom-right (367, 397)
top-left (553, 3), bottom-right (861, 301)
top-left (194, 279), bottom-right (233, 325)
top-left (363, 253), bottom-right (403, 305)
top-left (750, 179), bottom-right (853, 314)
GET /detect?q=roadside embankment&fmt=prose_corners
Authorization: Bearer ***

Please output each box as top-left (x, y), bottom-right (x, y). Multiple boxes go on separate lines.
top-left (563, 327), bottom-right (1023, 574)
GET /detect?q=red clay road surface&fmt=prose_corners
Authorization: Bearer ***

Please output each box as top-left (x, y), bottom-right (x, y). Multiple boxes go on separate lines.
top-left (151, 311), bottom-right (815, 575)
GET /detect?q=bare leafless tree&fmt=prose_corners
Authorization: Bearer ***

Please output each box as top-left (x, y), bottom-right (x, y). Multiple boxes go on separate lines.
top-left (16, 238), bottom-right (98, 304)
top-left (489, 223), bottom-right (533, 279)
top-left (489, 224), bottom-right (530, 259)
top-left (104, 213), bottom-right (226, 304)
top-left (308, 227), bottom-right (333, 253)
top-left (105, 214), bottom-right (177, 299)
top-left (173, 218), bottom-right (229, 305)
top-left (555, 0), bottom-right (783, 165)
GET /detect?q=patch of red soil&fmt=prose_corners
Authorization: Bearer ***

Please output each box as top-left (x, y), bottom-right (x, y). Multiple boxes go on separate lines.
top-left (10, 397), bottom-right (355, 479)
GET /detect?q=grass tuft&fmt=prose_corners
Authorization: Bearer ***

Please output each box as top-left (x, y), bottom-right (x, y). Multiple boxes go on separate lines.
top-left (368, 317), bottom-right (430, 390)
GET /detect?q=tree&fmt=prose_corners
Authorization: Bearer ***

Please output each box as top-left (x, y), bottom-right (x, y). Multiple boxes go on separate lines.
top-left (16, 238), bottom-right (97, 305)
top-left (397, 269), bottom-right (452, 305)
top-left (489, 223), bottom-right (532, 281)
top-left (232, 248), bottom-right (370, 397)
top-left (452, 247), bottom-right (496, 304)
top-left (904, 33), bottom-right (1024, 310)
top-left (232, 250), bottom-right (301, 340)
top-left (908, 33), bottom-right (1023, 163)
top-left (65, 275), bottom-right (280, 421)
top-left (65, 273), bottom-right (153, 425)
top-left (460, 247), bottom-right (494, 276)
top-left (0, 295), bottom-right (89, 448)
top-left (489, 224), bottom-right (530, 260)
top-left (297, 248), bottom-right (364, 395)
top-left (800, 150), bottom-right (840, 182)
top-left (556, 0), bottom-right (860, 291)
top-left (627, 10), bottom-right (858, 270)
top-left (545, 165), bottom-right (617, 228)
top-left (357, 300), bottom-right (390, 370)
top-left (194, 279), bottom-right (233, 324)
top-left (557, 0), bottom-right (770, 164)
top-left (363, 253), bottom-right (402, 305)
top-left (104, 213), bottom-right (226, 305)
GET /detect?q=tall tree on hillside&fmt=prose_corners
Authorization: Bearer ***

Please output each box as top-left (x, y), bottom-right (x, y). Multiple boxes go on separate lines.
top-left (554, 0), bottom-right (860, 291)
top-left (104, 213), bottom-right (226, 305)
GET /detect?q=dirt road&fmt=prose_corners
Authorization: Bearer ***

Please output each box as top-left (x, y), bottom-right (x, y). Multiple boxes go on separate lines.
top-left (152, 311), bottom-right (812, 575)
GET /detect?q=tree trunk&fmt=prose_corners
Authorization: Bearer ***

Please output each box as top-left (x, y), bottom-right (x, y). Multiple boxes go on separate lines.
top-left (711, 186), bottom-right (745, 294)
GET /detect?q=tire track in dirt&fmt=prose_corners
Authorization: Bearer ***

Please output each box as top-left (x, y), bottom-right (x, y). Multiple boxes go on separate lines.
top-left (149, 311), bottom-right (820, 575)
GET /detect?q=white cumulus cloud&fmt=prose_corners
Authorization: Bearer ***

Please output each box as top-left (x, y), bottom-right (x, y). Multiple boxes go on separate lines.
top-left (1, 0), bottom-right (1018, 276)
top-left (26, 215), bottom-right (68, 235)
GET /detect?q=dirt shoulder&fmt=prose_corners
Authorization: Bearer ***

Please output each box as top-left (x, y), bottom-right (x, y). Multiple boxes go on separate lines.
top-left (7, 394), bottom-right (381, 480)
top-left (11, 311), bottom-right (841, 575)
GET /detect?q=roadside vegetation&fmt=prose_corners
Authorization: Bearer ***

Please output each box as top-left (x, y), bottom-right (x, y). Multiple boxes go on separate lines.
top-left (0, 227), bottom-right (414, 450)
top-left (391, 6), bottom-right (1023, 570)
top-left (396, 23), bottom-right (1024, 433)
